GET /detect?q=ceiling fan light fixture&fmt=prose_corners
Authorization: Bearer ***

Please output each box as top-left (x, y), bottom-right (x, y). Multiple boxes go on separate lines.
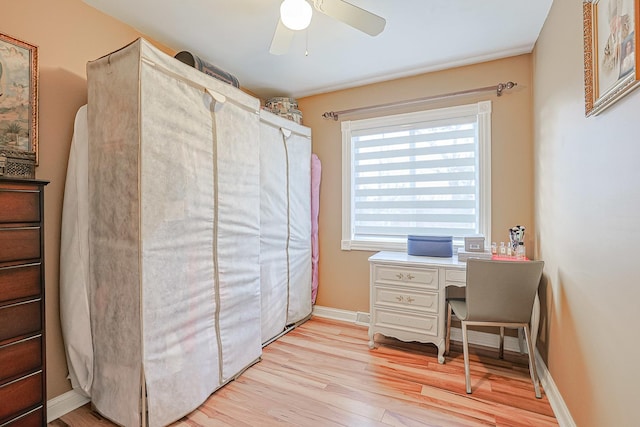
top-left (280, 0), bottom-right (312, 31)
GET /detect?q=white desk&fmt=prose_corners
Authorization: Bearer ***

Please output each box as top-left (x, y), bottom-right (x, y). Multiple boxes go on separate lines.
top-left (368, 251), bottom-right (540, 364)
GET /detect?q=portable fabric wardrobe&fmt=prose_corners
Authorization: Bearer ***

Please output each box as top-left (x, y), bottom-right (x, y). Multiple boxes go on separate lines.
top-left (259, 110), bottom-right (312, 344)
top-left (86, 38), bottom-right (262, 427)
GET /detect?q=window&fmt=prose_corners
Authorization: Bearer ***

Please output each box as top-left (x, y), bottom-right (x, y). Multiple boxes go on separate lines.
top-left (341, 101), bottom-right (491, 251)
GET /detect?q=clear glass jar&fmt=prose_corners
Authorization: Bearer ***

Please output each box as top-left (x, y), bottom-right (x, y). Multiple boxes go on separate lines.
top-left (517, 242), bottom-right (526, 259)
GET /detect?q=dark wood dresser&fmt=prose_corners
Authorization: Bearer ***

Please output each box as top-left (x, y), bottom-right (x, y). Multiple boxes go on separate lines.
top-left (0, 178), bottom-right (48, 426)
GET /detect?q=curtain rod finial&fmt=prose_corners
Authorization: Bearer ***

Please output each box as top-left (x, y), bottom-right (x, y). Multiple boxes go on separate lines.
top-left (496, 81), bottom-right (517, 96)
top-left (322, 111), bottom-right (339, 120)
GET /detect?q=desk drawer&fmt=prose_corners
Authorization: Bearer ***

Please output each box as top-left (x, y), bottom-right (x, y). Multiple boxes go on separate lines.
top-left (374, 286), bottom-right (438, 314)
top-left (374, 308), bottom-right (438, 337)
top-left (0, 336), bottom-right (42, 383)
top-left (0, 190), bottom-right (40, 224)
top-left (374, 265), bottom-right (438, 290)
top-left (0, 372), bottom-right (42, 423)
top-left (0, 228), bottom-right (40, 263)
top-left (0, 300), bottom-right (41, 343)
top-left (0, 264), bottom-right (41, 304)
top-left (445, 268), bottom-right (466, 283)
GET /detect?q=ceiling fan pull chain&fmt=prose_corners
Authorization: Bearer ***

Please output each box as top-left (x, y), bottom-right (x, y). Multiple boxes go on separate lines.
top-left (305, 28), bottom-right (309, 56)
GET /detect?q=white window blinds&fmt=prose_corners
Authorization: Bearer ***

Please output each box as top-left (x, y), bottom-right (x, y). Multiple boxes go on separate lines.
top-left (341, 101), bottom-right (491, 251)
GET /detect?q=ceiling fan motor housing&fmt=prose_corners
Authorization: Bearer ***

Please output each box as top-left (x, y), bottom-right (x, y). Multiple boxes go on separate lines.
top-left (280, 0), bottom-right (313, 31)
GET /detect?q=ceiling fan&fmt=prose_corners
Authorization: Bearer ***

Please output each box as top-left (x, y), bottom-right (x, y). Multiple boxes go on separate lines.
top-left (269, 0), bottom-right (386, 55)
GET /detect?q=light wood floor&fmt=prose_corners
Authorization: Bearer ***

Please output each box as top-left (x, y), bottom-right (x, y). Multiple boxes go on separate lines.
top-left (49, 317), bottom-right (557, 426)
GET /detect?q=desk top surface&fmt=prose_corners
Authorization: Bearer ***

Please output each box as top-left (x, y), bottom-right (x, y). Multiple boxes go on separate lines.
top-left (368, 251), bottom-right (466, 269)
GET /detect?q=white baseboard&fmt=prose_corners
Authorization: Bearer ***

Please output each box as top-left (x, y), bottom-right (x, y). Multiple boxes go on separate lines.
top-left (312, 305), bottom-right (576, 427)
top-left (449, 325), bottom-right (524, 353)
top-left (535, 351), bottom-right (576, 427)
top-left (312, 305), bottom-right (523, 352)
top-left (312, 305), bottom-right (359, 323)
top-left (47, 389), bottom-right (90, 423)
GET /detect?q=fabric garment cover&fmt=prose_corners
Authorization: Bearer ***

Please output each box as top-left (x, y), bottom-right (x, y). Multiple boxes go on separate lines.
top-left (285, 123), bottom-right (312, 324)
top-left (259, 111), bottom-right (290, 344)
top-left (60, 105), bottom-right (92, 398)
top-left (259, 110), bottom-right (312, 343)
top-left (311, 153), bottom-right (321, 304)
top-left (87, 38), bottom-right (261, 427)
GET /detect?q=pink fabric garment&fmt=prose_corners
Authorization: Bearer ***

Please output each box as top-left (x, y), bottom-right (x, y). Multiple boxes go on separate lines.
top-left (311, 153), bottom-right (322, 304)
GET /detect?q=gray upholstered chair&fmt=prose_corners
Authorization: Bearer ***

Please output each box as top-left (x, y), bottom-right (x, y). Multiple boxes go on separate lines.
top-left (445, 258), bottom-right (545, 398)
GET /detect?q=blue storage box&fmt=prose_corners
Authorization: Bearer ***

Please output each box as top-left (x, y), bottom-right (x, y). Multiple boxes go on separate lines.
top-left (407, 235), bottom-right (453, 257)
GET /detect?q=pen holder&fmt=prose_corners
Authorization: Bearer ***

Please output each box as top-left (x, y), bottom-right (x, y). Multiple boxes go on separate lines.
top-left (509, 237), bottom-right (519, 255)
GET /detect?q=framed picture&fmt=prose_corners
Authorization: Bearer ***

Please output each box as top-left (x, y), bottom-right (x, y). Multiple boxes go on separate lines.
top-left (584, 0), bottom-right (640, 116)
top-left (0, 33), bottom-right (38, 163)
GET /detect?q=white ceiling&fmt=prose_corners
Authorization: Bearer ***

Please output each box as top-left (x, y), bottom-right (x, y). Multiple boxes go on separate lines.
top-left (82, 0), bottom-right (553, 100)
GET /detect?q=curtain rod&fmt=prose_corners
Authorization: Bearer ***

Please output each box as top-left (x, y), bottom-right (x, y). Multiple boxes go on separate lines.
top-left (321, 81), bottom-right (517, 121)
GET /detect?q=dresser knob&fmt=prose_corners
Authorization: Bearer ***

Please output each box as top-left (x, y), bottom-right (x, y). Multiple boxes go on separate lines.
top-left (406, 297), bottom-right (415, 304)
top-left (396, 273), bottom-right (404, 280)
top-left (406, 274), bottom-right (414, 280)
top-left (396, 296), bottom-right (404, 302)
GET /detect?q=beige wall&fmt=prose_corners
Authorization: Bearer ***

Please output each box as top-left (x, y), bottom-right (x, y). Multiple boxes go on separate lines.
top-left (1, 0), bottom-right (174, 399)
top-left (533, 1), bottom-right (640, 426)
top-left (298, 55), bottom-right (535, 312)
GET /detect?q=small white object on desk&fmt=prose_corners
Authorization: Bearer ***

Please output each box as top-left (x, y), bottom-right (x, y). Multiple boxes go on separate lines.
top-left (464, 236), bottom-right (485, 252)
top-left (457, 249), bottom-right (493, 262)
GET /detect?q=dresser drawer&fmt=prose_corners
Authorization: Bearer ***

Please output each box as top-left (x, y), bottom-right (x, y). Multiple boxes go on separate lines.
top-left (373, 286), bottom-right (438, 314)
top-left (0, 264), bottom-right (41, 304)
top-left (0, 190), bottom-right (40, 224)
top-left (374, 308), bottom-right (439, 337)
top-left (0, 372), bottom-right (42, 423)
top-left (0, 336), bottom-right (42, 384)
top-left (0, 228), bottom-right (40, 264)
top-left (373, 265), bottom-right (438, 290)
top-left (0, 301), bottom-right (41, 343)
top-left (1, 406), bottom-right (43, 427)
top-left (1, 406), bottom-right (44, 427)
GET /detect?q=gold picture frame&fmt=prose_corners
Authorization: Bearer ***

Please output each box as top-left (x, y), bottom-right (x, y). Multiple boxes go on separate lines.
top-left (584, 0), bottom-right (640, 116)
top-left (0, 33), bottom-right (38, 163)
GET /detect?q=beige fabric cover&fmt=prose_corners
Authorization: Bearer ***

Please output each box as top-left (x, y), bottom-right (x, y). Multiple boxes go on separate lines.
top-left (60, 105), bottom-right (92, 397)
top-left (87, 38), bottom-right (261, 427)
top-left (282, 119), bottom-right (312, 324)
top-left (259, 110), bottom-right (312, 343)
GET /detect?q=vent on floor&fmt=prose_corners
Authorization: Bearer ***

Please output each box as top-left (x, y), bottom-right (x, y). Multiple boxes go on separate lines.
top-left (355, 312), bottom-right (370, 325)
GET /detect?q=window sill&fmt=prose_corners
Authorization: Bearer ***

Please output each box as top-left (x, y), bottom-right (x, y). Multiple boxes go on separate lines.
top-left (341, 239), bottom-right (465, 253)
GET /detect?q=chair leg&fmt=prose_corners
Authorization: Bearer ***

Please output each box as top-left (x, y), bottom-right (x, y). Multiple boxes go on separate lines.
top-left (445, 302), bottom-right (452, 355)
top-left (499, 326), bottom-right (505, 359)
top-left (461, 322), bottom-right (471, 394)
top-left (518, 327), bottom-right (526, 354)
top-left (523, 324), bottom-right (542, 399)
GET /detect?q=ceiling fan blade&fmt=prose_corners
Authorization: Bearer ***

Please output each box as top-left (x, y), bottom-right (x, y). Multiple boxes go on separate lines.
top-left (269, 19), bottom-right (295, 55)
top-left (313, 0), bottom-right (385, 36)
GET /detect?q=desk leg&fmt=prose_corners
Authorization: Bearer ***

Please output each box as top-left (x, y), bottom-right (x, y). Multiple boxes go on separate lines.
top-left (368, 326), bottom-right (376, 349)
top-left (437, 341), bottom-right (445, 364)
